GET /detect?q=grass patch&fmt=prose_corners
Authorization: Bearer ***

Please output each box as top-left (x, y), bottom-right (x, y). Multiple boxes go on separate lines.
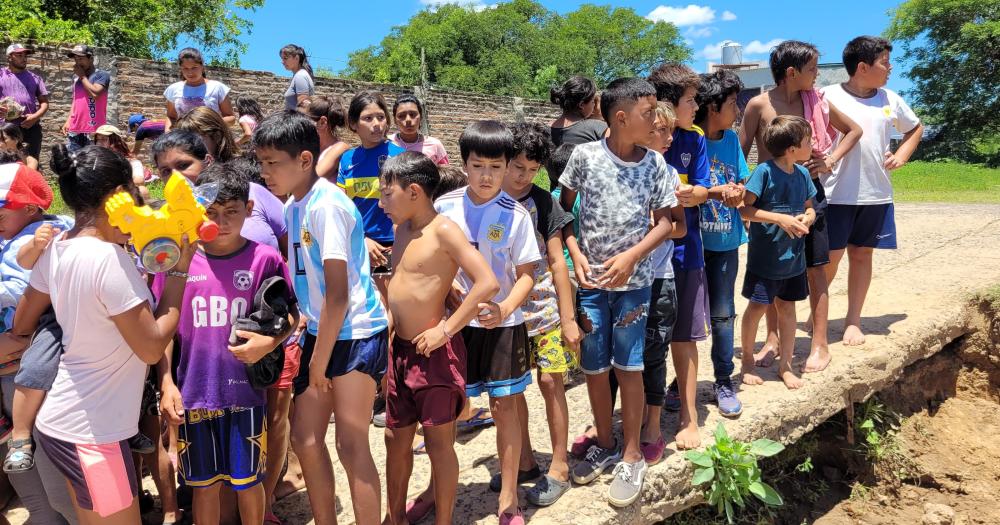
top-left (47, 179), bottom-right (164, 217)
top-left (893, 161), bottom-right (1000, 203)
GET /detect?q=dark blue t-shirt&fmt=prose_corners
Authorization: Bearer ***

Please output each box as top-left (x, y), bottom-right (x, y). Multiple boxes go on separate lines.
top-left (745, 160), bottom-right (818, 280)
top-left (665, 126), bottom-right (710, 271)
top-left (337, 141), bottom-right (405, 244)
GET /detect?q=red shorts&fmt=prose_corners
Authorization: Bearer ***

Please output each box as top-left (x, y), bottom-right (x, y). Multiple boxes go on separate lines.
top-left (385, 335), bottom-right (466, 429)
top-left (271, 334), bottom-right (303, 391)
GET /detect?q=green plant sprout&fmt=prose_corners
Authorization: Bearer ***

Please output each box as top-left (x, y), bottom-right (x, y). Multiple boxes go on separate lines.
top-left (684, 422), bottom-right (786, 524)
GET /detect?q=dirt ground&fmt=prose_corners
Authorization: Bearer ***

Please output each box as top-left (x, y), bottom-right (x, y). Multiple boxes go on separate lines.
top-left (4, 202), bottom-right (1000, 524)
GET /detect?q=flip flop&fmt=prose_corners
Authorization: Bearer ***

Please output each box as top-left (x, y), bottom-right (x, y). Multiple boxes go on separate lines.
top-left (413, 440), bottom-right (426, 454)
top-left (457, 408), bottom-right (493, 433)
top-left (405, 495), bottom-right (435, 523)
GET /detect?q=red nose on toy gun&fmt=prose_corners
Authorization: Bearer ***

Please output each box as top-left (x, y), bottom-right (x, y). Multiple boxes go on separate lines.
top-left (105, 171), bottom-right (219, 273)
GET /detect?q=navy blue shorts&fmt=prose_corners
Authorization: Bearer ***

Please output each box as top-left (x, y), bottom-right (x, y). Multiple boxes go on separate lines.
top-left (179, 406), bottom-right (266, 490)
top-left (742, 271), bottom-right (809, 304)
top-left (826, 203), bottom-right (897, 250)
top-left (293, 329), bottom-right (388, 395)
top-left (804, 207), bottom-right (830, 267)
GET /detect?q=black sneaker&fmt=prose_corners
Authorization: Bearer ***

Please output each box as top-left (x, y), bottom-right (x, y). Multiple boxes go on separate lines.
top-left (128, 432), bottom-right (156, 455)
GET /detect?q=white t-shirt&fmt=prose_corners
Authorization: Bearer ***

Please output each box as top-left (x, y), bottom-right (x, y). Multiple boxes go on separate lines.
top-left (31, 237), bottom-right (152, 444)
top-left (285, 177), bottom-right (388, 340)
top-left (164, 79), bottom-right (231, 118)
top-left (820, 84), bottom-right (920, 205)
top-left (651, 164), bottom-right (682, 279)
top-left (434, 188), bottom-right (541, 328)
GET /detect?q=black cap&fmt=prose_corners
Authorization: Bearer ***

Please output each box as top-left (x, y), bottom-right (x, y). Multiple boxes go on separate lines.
top-left (66, 45), bottom-right (94, 58)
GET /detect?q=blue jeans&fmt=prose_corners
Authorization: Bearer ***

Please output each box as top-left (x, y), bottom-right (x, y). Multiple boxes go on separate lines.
top-left (578, 286), bottom-right (651, 374)
top-left (704, 249), bottom-right (738, 381)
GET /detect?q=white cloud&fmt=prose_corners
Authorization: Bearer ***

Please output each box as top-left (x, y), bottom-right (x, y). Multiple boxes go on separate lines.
top-left (721, 10), bottom-right (737, 21)
top-left (744, 38), bottom-right (784, 55)
top-left (647, 5), bottom-right (717, 27)
top-left (685, 26), bottom-right (715, 38)
top-left (419, 0), bottom-right (494, 11)
top-left (698, 38), bottom-right (785, 60)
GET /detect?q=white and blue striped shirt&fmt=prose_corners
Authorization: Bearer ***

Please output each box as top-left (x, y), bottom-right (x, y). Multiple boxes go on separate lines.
top-left (285, 177), bottom-right (388, 340)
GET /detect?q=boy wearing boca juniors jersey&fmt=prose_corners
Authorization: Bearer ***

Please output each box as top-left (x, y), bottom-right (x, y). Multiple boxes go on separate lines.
top-left (155, 165), bottom-right (297, 525)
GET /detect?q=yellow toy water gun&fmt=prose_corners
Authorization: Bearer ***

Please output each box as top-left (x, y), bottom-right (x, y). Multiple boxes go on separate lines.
top-left (106, 171), bottom-right (219, 273)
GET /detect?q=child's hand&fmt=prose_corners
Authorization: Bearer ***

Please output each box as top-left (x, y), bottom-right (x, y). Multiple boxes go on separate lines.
top-left (365, 238), bottom-right (389, 268)
top-left (722, 183), bottom-right (745, 208)
top-left (413, 321), bottom-right (448, 356)
top-left (777, 215), bottom-right (809, 238)
top-left (601, 251), bottom-right (639, 289)
top-left (228, 331), bottom-right (280, 364)
top-left (883, 151), bottom-right (905, 171)
top-left (160, 383), bottom-right (185, 425)
top-left (32, 224), bottom-right (60, 251)
top-left (561, 318), bottom-right (582, 356)
top-left (794, 213), bottom-right (814, 229)
top-left (574, 255), bottom-right (597, 289)
top-left (174, 234), bottom-right (200, 273)
top-left (477, 300), bottom-right (509, 329)
top-left (309, 362), bottom-right (332, 393)
top-left (675, 183), bottom-right (698, 207)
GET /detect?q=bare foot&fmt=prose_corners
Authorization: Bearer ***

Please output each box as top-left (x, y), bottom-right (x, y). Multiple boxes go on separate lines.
top-left (675, 419), bottom-right (701, 450)
top-left (779, 364), bottom-right (804, 389)
top-left (805, 312), bottom-right (814, 334)
top-left (741, 357), bottom-right (765, 386)
top-left (842, 324), bottom-right (866, 346)
top-left (803, 343), bottom-right (832, 373)
top-left (275, 459), bottom-right (306, 500)
top-left (754, 340), bottom-right (778, 367)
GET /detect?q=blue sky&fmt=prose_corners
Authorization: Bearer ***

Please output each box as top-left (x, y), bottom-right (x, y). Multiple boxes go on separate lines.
top-left (234, 0), bottom-right (912, 94)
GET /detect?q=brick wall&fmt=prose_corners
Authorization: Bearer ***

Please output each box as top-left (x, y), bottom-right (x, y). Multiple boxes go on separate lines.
top-left (1, 44), bottom-right (562, 171)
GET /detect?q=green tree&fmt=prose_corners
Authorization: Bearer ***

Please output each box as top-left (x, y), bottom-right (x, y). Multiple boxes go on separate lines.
top-left (886, 0), bottom-right (1000, 166)
top-left (343, 0), bottom-right (689, 98)
top-left (1, 0), bottom-right (264, 66)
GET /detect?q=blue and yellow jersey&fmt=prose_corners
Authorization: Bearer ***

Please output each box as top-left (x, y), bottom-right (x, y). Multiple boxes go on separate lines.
top-left (337, 140), bottom-right (404, 245)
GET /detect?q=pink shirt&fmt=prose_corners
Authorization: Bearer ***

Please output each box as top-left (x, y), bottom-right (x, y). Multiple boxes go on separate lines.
top-left (68, 70), bottom-right (110, 133)
top-left (389, 133), bottom-right (450, 165)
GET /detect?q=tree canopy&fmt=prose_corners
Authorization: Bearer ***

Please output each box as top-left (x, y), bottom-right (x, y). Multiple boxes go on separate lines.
top-left (343, 0), bottom-right (690, 98)
top-left (886, 0), bottom-right (1000, 166)
top-left (0, 0), bottom-right (264, 66)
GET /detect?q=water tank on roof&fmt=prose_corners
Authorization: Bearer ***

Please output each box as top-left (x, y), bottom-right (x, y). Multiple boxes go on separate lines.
top-left (721, 41), bottom-right (743, 65)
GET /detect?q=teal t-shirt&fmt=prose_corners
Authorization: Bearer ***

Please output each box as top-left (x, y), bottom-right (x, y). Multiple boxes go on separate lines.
top-left (550, 187), bottom-right (580, 272)
top-left (700, 129), bottom-right (750, 252)
top-left (745, 160), bottom-right (817, 280)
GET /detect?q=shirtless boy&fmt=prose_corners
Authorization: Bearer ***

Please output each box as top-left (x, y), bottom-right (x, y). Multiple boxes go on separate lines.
top-left (378, 151), bottom-right (499, 525)
top-left (739, 40), bottom-right (862, 373)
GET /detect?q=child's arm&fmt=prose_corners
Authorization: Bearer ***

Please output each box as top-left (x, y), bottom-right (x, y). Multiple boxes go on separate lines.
top-left (561, 222), bottom-right (595, 289)
top-left (157, 342), bottom-right (184, 425)
top-left (739, 193), bottom-right (810, 238)
top-left (237, 121), bottom-right (253, 146)
top-left (808, 103), bottom-right (863, 176)
top-left (16, 223), bottom-right (60, 270)
top-left (885, 122), bottom-right (924, 171)
top-left (738, 97), bottom-right (762, 158)
top-left (230, 309), bottom-right (300, 365)
top-left (413, 220), bottom-right (500, 356)
top-left (479, 263), bottom-right (535, 329)
top-left (668, 204), bottom-right (687, 239)
top-left (309, 260), bottom-right (349, 393)
top-left (601, 206), bottom-right (674, 289)
top-left (675, 138), bottom-right (711, 207)
top-left (547, 235), bottom-right (581, 353)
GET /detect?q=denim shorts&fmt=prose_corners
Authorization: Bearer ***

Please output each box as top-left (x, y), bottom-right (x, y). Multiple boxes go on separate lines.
top-left (577, 286), bottom-right (652, 374)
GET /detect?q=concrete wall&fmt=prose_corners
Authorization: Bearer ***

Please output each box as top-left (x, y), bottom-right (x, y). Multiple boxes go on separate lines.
top-left (1, 44), bottom-right (562, 171)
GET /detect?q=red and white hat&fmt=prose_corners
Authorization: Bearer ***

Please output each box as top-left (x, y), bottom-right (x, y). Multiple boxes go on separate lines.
top-left (0, 163), bottom-right (53, 210)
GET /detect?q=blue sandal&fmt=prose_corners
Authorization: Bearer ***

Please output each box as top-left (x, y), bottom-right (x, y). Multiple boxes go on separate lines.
top-left (457, 408), bottom-right (493, 433)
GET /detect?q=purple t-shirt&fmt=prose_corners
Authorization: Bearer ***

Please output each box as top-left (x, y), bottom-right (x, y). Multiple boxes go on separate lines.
top-left (153, 241), bottom-right (292, 410)
top-left (242, 183), bottom-right (287, 252)
top-left (0, 68), bottom-right (48, 119)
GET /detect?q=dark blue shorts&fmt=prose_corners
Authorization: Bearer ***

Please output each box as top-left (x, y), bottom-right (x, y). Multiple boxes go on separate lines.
top-left (804, 207), bottom-right (830, 267)
top-left (293, 329), bottom-right (388, 395)
top-left (742, 271), bottom-right (809, 304)
top-left (179, 406), bottom-right (266, 490)
top-left (826, 203), bottom-right (897, 250)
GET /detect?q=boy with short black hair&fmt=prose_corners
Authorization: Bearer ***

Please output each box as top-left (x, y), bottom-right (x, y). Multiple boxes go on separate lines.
top-left (739, 40), bottom-right (863, 373)
top-left (560, 77), bottom-right (676, 507)
top-left (500, 121), bottom-right (579, 507)
top-left (154, 162), bottom-right (298, 525)
top-left (739, 115), bottom-right (817, 390)
top-left (254, 110), bottom-right (390, 525)
top-left (646, 62), bottom-right (710, 449)
top-left (693, 69), bottom-right (751, 418)
top-left (434, 120), bottom-right (541, 525)
top-left (378, 151), bottom-right (500, 525)
top-left (821, 36), bottom-right (922, 347)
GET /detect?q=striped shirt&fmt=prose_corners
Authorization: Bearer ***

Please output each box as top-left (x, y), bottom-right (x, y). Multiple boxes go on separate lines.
top-left (285, 177), bottom-right (388, 340)
top-left (434, 188), bottom-right (541, 328)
